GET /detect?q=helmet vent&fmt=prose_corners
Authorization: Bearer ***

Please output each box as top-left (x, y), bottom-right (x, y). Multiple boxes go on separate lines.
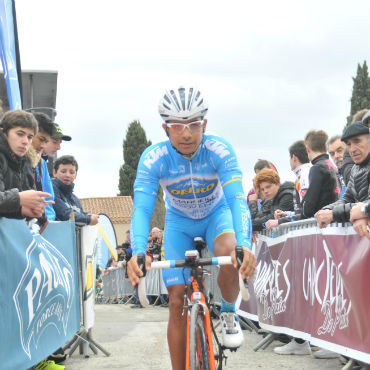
top-left (170, 90), bottom-right (181, 111)
top-left (187, 88), bottom-right (194, 110)
top-left (179, 88), bottom-right (186, 110)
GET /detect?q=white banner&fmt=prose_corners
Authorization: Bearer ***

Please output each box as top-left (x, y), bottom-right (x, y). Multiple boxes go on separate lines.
top-left (80, 226), bottom-right (98, 330)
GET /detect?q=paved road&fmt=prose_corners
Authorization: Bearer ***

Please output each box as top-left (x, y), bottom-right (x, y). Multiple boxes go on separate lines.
top-left (65, 304), bottom-right (343, 370)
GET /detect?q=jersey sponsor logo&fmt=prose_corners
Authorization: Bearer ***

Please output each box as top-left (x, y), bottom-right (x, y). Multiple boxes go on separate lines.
top-left (204, 139), bottom-right (230, 159)
top-left (143, 145), bottom-right (168, 169)
top-left (168, 180), bottom-right (216, 198)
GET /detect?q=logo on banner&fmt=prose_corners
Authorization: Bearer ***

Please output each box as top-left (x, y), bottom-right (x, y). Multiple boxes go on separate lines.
top-left (13, 236), bottom-right (74, 359)
top-left (302, 240), bottom-right (351, 336)
top-left (254, 258), bottom-right (291, 320)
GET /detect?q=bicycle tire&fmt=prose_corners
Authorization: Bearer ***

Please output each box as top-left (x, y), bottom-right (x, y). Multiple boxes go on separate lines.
top-left (189, 303), bottom-right (209, 370)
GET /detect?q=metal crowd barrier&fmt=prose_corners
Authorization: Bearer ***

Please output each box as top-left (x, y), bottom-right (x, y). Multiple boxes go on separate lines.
top-left (102, 266), bottom-right (167, 304)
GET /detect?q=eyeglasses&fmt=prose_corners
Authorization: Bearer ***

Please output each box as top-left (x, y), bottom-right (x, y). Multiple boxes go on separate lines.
top-left (166, 120), bottom-right (204, 135)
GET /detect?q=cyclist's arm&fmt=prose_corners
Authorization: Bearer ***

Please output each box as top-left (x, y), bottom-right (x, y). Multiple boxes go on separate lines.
top-left (223, 179), bottom-right (252, 250)
top-left (208, 136), bottom-right (252, 249)
top-left (130, 188), bottom-right (158, 255)
top-left (130, 144), bottom-right (163, 256)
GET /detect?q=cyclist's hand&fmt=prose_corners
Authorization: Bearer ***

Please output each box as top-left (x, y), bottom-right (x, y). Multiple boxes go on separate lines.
top-left (232, 246), bottom-right (256, 280)
top-left (127, 254), bottom-right (152, 287)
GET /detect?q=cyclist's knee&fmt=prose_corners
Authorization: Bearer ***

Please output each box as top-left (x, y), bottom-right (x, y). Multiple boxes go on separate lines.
top-left (214, 232), bottom-right (236, 256)
top-left (168, 285), bottom-right (185, 312)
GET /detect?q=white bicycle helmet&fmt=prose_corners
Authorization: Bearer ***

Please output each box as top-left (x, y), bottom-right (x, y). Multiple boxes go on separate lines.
top-left (158, 86), bottom-right (208, 122)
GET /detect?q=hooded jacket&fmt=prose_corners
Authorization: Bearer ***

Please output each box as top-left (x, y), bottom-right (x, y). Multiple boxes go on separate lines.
top-left (0, 130), bottom-right (35, 218)
top-left (248, 181), bottom-right (295, 231)
top-left (52, 177), bottom-right (91, 224)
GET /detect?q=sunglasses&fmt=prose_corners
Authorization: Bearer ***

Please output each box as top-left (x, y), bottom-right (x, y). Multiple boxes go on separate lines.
top-left (166, 120), bottom-right (204, 135)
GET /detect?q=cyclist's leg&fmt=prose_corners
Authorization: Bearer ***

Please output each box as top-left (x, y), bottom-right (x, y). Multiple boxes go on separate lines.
top-left (206, 207), bottom-right (239, 303)
top-left (206, 207), bottom-right (244, 348)
top-left (167, 284), bottom-right (187, 370)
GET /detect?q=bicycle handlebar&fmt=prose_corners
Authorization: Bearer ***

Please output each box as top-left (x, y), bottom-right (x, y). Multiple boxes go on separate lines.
top-left (137, 253), bottom-right (253, 308)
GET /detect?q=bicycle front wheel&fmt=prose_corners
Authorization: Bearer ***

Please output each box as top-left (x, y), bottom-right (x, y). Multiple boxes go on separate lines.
top-left (189, 303), bottom-right (209, 370)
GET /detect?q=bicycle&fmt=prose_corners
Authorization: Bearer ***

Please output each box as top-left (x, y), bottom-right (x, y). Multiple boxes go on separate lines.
top-left (136, 241), bottom-right (250, 370)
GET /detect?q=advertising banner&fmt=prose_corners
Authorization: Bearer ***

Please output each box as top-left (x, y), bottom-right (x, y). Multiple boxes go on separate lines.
top-left (239, 223), bottom-right (370, 364)
top-left (0, 219), bottom-right (80, 370)
top-left (0, 0), bottom-right (22, 109)
top-left (80, 225), bottom-right (98, 329)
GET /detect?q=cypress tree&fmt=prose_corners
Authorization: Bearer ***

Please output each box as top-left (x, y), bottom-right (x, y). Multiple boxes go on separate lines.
top-left (346, 61), bottom-right (370, 126)
top-left (118, 120), bottom-right (165, 229)
top-left (118, 120), bottom-right (151, 197)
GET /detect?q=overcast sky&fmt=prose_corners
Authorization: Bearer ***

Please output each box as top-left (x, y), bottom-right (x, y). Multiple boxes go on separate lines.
top-left (11, 0), bottom-right (370, 198)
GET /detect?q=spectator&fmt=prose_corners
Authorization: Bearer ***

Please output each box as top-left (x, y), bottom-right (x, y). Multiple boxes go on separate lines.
top-left (301, 130), bottom-right (340, 218)
top-left (341, 109), bottom-right (369, 185)
top-left (0, 110), bottom-right (51, 220)
top-left (116, 244), bottom-right (126, 262)
top-left (43, 122), bottom-right (72, 177)
top-left (327, 134), bottom-right (347, 198)
top-left (315, 122), bottom-right (370, 235)
top-left (249, 168), bottom-right (294, 231)
top-left (31, 112), bottom-right (56, 220)
top-left (148, 227), bottom-right (162, 260)
top-left (253, 159), bottom-right (278, 174)
top-left (363, 109), bottom-right (370, 127)
top-left (248, 159), bottom-right (278, 204)
top-left (272, 140), bottom-right (311, 226)
top-left (52, 155), bottom-right (99, 225)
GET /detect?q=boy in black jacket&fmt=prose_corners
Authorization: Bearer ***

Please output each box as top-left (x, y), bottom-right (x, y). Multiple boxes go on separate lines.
top-left (302, 130), bottom-right (340, 218)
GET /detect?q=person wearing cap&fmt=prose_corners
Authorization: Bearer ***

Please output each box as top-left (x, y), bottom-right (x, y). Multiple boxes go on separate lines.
top-left (43, 122), bottom-right (72, 176)
top-left (315, 121), bottom-right (370, 232)
top-left (341, 109), bottom-right (369, 186)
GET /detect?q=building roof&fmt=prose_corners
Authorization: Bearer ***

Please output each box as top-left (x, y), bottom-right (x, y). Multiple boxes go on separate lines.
top-left (80, 196), bottom-right (133, 224)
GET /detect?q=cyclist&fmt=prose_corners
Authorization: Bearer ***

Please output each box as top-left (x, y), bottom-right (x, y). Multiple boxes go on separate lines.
top-left (127, 86), bottom-right (256, 370)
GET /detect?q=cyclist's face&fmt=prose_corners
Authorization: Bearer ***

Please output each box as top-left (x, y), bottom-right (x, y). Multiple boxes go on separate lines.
top-left (162, 117), bottom-right (207, 156)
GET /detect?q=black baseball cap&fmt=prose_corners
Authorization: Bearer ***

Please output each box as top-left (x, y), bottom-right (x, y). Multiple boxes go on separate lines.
top-left (341, 121), bottom-right (369, 142)
top-left (52, 123), bottom-right (72, 141)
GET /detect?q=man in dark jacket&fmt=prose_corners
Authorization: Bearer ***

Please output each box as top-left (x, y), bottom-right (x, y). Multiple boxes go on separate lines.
top-left (248, 168), bottom-right (294, 231)
top-left (302, 129), bottom-right (340, 218)
top-left (315, 122), bottom-right (370, 230)
top-left (340, 109), bottom-right (369, 185)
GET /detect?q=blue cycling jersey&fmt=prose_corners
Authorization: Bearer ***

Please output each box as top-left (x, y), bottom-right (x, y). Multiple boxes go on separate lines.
top-left (131, 134), bottom-right (252, 255)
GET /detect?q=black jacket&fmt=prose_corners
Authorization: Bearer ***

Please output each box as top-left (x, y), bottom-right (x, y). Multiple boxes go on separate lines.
top-left (302, 153), bottom-right (340, 218)
top-left (341, 149), bottom-right (355, 186)
top-left (0, 130), bottom-right (35, 218)
top-left (248, 181), bottom-right (295, 231)
top-left (324, 153), bottom-right (370, 222)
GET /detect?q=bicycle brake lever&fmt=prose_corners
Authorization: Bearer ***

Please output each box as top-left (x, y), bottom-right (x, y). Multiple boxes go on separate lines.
top-left (235, 245), bottom-right (244, 269)
top-left (137, 253), bottom-right (147, 277)
top-left (235, 246), bottom-right (251, 301)
top-left (136, 253), bottom-right (150, 307)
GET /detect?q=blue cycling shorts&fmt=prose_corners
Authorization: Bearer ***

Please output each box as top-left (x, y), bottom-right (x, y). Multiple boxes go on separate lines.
top-left (161, 206), bottom-right (235, 287)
